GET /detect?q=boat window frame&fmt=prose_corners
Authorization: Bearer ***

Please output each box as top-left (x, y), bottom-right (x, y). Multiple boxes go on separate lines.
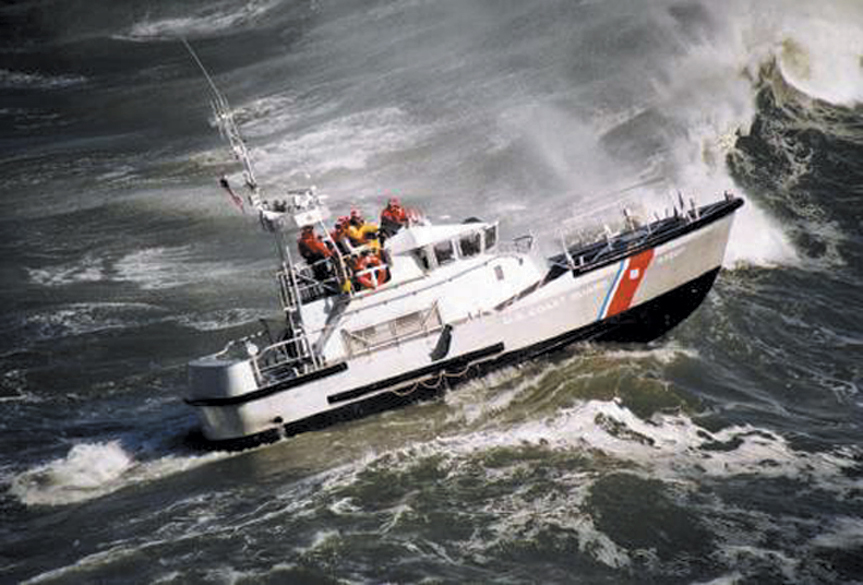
top-left (433, 239), bottom-right (456, 267)
top-left (414, 247), bottom-right (433, 271)
top-left (458, 231), bottom-right (482, 259)
top-left (484, 225), bottom-right (498, 251)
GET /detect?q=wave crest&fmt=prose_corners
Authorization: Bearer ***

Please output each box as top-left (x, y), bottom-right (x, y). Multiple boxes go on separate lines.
top-left (9, 442), bottom-right (133, 506)
top-left (7, 441), bottom-right (230, 507)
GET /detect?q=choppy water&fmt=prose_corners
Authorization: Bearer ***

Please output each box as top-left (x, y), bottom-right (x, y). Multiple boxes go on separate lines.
top-left (2, 1), bottom-right (862, 583)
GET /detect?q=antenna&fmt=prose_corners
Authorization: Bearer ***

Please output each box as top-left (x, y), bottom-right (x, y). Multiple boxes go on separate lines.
top-left (180, 39), bottom-right (337, 371)
top-left (181, 37), bottom-right (261, 208)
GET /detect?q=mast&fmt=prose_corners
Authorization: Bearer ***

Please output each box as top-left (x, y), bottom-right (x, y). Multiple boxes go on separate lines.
top-left (182, 38), bottom-right (330, 371)
top-left (181, 38), bottom-right (261, 207)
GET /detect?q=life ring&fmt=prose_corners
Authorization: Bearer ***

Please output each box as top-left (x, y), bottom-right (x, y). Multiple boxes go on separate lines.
top-left (356, 257), bottom-right (388, 289)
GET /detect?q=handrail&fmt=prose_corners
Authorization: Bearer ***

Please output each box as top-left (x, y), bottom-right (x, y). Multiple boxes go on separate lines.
top-left (545, 195), bottom-right (740, 282)
top-left (211, 330), bottom-right (271, 360)
top-left (341, 302), bottom-right (444, 358)
top-left (499, 234), bottom-right (534, 254)
top-left (287, 255), bottom-right (394, 302)
top-left (342, 329), bottom-right (373, 348)
top-left (253, 336), bottom-right (316, 382)
top-left (345, 324), bottom-right (446, 358)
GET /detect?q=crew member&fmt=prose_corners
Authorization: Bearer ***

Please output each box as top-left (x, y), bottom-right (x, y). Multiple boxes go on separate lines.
top-left (346, 209), bottom-right (381, 252)
top-left (297, 225), bottom-right (332, 281)
top-left (380, 197), bottom-right (409, 238)
top-left (330, 216), bottom-right (352, 255)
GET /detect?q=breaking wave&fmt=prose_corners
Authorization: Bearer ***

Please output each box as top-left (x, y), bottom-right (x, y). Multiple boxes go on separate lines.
top-left (591, 1), bottom-right (862, 269)
top-left (775, 15), bottom-right (863, 107)
top-left (7, 441), bottom-right (229, 507)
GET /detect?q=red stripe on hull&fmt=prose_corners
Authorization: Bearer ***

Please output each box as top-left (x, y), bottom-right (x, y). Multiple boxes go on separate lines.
top-left (607, 249), bottom-right (654, 317)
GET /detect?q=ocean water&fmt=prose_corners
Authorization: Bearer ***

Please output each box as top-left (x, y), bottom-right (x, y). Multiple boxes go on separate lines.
top-left (2, 1), bottom-right (862, 583)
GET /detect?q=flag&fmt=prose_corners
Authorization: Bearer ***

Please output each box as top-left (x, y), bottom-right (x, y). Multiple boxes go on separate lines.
top-left (219, 176), bottom-right (245, 213)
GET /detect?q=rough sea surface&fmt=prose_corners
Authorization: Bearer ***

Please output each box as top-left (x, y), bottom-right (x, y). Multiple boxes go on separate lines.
top-left (2, 1), bottom-right (862, 583)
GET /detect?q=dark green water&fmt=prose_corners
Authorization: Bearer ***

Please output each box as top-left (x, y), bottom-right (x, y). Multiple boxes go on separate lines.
top-left (2, 1), bottom-right (862, 583)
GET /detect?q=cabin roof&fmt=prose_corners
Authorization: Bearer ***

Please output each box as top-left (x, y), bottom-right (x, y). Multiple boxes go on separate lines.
top-left (386, 222), bottom-right (492, 255)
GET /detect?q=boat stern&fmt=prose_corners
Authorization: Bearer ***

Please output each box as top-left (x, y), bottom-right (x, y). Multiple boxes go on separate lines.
top-left (186, 357), bottom-right (262, 441)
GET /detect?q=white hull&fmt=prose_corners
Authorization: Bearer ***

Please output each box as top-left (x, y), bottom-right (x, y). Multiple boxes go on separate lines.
top-left (186, 199), bottom-right (740, 444)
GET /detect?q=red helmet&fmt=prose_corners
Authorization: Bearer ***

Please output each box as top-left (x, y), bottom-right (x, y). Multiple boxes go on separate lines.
top-left (388, 197), bottom-right (401, 207)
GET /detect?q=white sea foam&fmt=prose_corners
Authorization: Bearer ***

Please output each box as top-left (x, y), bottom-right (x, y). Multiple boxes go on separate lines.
top-left (691, 574), bottom-right (744, 585)
top-left (27, 255), bottom-right (107, 287)
top-left (594, 0), bottom-right (863, 269)
top-left (231, 94), bottom-right (341, 141)
top-left (302, 394), bottom-right (862, 572)
top-left (18, 302), bottom-right (168, 341)
top-left (22, 544), bottom-right (140, 585)
top-left (811, 516), bottom-right (863, 549)
top-left (229, 94), bottom-right (304, 139)
top-left (775, 11), bottom-right (863, 106)
top-left (476, 480), bottom-right (632, 570)
top-left (117, 0), bottom-right (282, 41)
top-left (444, 366), bottom-right (534, 426)
top-left (251, 107), bottom-right (430, 179)
top-left (23, 305), bottom-right (126, 338)
top-left (528, 401), bottom-right (860, 491)
top-left (0, 389), bottom-right (39, 404)
top-left (9, 442), bottom-right (133, 506)
top-left (341, 399), bottom-right (862, 506)
top-left (723, 199), bottom-right (800, 268)
top-left (115, 246), bottom-right (247, 290)
top-left (0, 69), bottom-right (86, 90)
top-left (635, 8), bottom-right (800, 269)
top-left (602, 344), bottom-right (700, 365)
top-left (173, 308), bottom-right (262, 331)
top-left (309, 445), bottom-right (632, 567)
top-left (485, 9), bottom-right (800, 269)
top-left (716, 545), bottom-right (801, 583)
top-left (702, 0), bottom-right (863, 105)
top-left (8, 441), bottom-right (229, 507)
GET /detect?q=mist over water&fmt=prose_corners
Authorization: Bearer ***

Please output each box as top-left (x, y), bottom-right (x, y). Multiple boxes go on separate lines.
top-left (2, 0), bottom-right (862, 583)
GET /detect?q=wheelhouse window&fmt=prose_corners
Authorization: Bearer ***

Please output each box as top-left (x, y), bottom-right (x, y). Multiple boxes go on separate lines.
top-left (414, 248), bottom-right (432, 271)
top-left (433, 240), bottom-right (456, 266)
top-left (458, 232), bottom-right (482, 258)
top-left (484, 226), bottom-right (497, 250)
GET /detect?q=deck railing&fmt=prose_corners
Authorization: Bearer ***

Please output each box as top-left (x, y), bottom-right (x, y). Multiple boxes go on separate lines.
top-left (341, 301), bottom-right (444, 357)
